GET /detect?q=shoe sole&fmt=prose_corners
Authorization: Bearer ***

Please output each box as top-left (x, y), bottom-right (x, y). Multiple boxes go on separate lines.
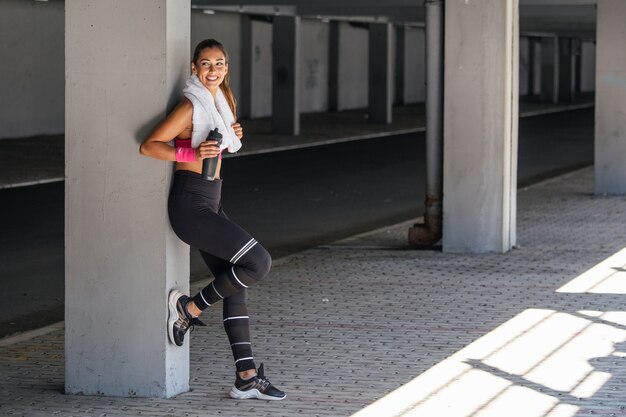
top-left (229, 386), bottom-right (286, 401)
top-left (167, 290), bottom-right (183, 346)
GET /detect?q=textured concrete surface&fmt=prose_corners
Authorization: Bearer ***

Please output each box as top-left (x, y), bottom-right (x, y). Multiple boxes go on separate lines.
top-left (1, 167), bottom-right (625, 416)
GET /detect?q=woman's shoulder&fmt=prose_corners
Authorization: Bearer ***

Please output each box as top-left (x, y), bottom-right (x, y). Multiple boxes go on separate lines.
top-left (168, 97), bottom-right (193, 120)
top-left (176, 97), bottom-right (193, 112)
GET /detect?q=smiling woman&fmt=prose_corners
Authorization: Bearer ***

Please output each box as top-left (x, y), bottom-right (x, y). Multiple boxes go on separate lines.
top-left (139, 39), bottom-right (286, 401)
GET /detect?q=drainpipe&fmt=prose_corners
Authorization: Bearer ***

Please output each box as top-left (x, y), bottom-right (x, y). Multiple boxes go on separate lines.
top-left (409, 0), bottom-right (444, 248)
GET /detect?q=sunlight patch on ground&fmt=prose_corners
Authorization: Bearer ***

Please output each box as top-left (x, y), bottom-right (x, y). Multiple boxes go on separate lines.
top-left (351, 248), bottom-right (626, 417)
top-left (557, 246), bottom-right (626, 294)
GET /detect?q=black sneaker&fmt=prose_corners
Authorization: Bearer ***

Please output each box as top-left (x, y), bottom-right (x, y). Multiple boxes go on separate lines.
top-left (229, 363), bottom-right (286, 401)
top-left (167, 290), bottom-right (206, 346)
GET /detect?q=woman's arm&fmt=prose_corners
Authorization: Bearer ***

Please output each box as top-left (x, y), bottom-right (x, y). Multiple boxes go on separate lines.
top-left (139, 99), bottom-right (193, 161)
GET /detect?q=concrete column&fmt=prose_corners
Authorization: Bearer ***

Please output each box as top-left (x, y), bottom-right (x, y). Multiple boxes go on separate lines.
top-left (395, 26), bottom-right (406, 105)
top-left (519, 36), bottom-right (530, 96)
top-left (272, 15), bottom-right (300, 135)
top-left (527, 37), bottom-right (537, 96)
top-left (240, 14), bottom-right (253, 119)
top-left (573, 38), bottom-right (582, 93)
top-left (443, 0), bottom-right (519, 253)
top-left (558, 37), bottom-right (575, 102)
top-left (580, 40), bottom-right (596, 93)
top-left (595, 0), bottom-right (626, 194)
top-left (369, 22), bottom-right (393, 124)
top-left (532, 36), bottom-right (542, 95)
top-left (541, 35), bottom-right (559, 103)
top-left (65, 0), bottom-right (190, 397)
top-left (328, 20), bottom-right (340, 111)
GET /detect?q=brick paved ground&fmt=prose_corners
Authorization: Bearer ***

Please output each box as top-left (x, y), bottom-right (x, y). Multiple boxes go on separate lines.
top-left (1, 167), bottom-right (625, 417)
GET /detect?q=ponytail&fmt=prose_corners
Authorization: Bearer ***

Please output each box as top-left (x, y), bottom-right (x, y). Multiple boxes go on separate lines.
top-left (220, 76), bottom-right (238, 121)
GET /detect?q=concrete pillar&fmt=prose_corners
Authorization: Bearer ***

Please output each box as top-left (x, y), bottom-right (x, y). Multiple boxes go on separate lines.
top-left (527, 37), bottom-right (537, 96)
top-left (580, 40), bottom-right (596, 93)
top-left (541, 35), bottom-right (559, 103)
top-left (240, 14), bottom-right (253, 119)
top-left (595, 0), bottom-right (626, 194)
top-left (532, 36), bottom-right (542, 95)
top-left (65, 0), bottom-right (190, 397)
top-left (272, 15), bottom-right (300, 135)
top-left (573, 38), bottom-right (582, 93)
top-left (328, 20), bottom-right (340, 111)
top-left (519, 36), bottom-right (530, 96)
top-left (369, 22), bottom-right (393, 124)
top-left (395, 26), bottom-right (406, 105)
top-left (443, 0), bottom-right (519, 253)
top-left (558, 37), bottom-right (575, 102)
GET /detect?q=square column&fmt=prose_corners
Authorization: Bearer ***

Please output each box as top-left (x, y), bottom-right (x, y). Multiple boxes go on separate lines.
top-left (541, 35), bottom-right (559, 103)
top-left (369, 22), bottom-right (393, 124)
top-left (395, 26), bottom-right (406, 105)
top-left (328, 20), bottom-right (340, 112)
top-left (595, 0), bottom-right (626, 194)
top-left (580, 40), bottom-right (596, 93)
top-left (443, 0), bottom-right (519, 253)
top-left (525, 37), bottom-right (540, 96)
top-left (239, 14), bottom-right (253, 119)
top-left (558, 37), bottom-right (575, 102)
top-left (272, 15), bottom-right (300, 135)
top-left (65, 0), bottom-right (190, 397)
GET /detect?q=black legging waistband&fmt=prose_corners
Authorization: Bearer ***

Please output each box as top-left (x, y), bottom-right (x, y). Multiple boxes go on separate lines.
top-left (171, 170), bottom-right (222, 199)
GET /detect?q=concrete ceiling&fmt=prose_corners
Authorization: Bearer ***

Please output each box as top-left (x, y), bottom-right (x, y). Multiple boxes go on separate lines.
top-left (192, 0), bottom-right (597, 37)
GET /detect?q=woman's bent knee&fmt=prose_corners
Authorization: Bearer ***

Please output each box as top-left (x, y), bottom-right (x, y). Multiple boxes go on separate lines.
top-left (243, 244), bottom-right (271, 282)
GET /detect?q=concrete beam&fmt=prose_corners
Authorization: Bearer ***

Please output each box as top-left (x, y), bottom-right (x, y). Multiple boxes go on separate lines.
top-left (595, 0), bottom-right (626, 194)
top-left (65, 0), bottom-right (190, 397)
top-left (272, 15), bottom-right (300, 134)
top-left (443, 0), bottom-right (519, 253)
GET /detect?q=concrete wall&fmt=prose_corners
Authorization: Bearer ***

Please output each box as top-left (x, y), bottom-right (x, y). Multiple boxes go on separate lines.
top-left (404, 27), bottom-right (426, 103)
top-left (191, 11), bottom-right (242, 105)
top-left (0, 0), bottom-right (64, 139)
top-left (338, 22), bottom-right (369, 111)
top-left (300, 19), bottom-right (330, 113)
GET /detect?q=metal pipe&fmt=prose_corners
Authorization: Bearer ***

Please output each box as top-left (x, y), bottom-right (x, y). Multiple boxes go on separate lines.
top-left (409, 0), bottom-right (444, 248)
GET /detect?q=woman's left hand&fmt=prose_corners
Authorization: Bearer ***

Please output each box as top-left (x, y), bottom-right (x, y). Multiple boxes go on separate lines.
top-left (232, 123), bottom-right (244, 140)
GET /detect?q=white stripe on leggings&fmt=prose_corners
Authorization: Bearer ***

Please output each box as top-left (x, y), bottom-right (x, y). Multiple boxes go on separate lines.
top-left (230, 239), bottom-right (256, 264)
top-left (224, 316), bottom-right (249, 322)
top-left (231, 267), bottom-right (249, 288)
top-left (211, 281), bottom-right (224, 299)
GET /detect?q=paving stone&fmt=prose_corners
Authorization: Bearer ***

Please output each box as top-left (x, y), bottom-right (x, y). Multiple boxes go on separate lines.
top-left (1, 167), bottom-right (625, 416)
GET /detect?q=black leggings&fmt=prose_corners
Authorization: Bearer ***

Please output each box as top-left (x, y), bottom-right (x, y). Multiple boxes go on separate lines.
top-left (168, 170), bottom-right (272, 372)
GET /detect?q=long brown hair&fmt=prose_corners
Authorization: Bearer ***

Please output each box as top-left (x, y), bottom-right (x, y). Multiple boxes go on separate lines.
top-left (192, 39), bottom-right (238, 120)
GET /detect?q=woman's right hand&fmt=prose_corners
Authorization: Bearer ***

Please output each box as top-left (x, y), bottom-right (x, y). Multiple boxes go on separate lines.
top-left (196, 140), bottom-right (221, 160)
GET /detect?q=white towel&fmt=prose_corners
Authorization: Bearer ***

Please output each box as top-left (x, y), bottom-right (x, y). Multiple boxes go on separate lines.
top-left (182, 75), bottom-right (242, 153)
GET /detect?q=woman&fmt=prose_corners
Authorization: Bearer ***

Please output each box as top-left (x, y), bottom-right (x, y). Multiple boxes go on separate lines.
top-left (140, 39), bottom-right (285, 401)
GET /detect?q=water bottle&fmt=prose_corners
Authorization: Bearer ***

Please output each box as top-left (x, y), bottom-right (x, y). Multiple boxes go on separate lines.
top-left (201, 128), bottom-right (223, 181)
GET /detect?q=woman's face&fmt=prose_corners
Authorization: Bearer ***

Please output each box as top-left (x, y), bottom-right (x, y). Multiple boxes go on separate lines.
top-left (192, 47), bottom-right (228, 95)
